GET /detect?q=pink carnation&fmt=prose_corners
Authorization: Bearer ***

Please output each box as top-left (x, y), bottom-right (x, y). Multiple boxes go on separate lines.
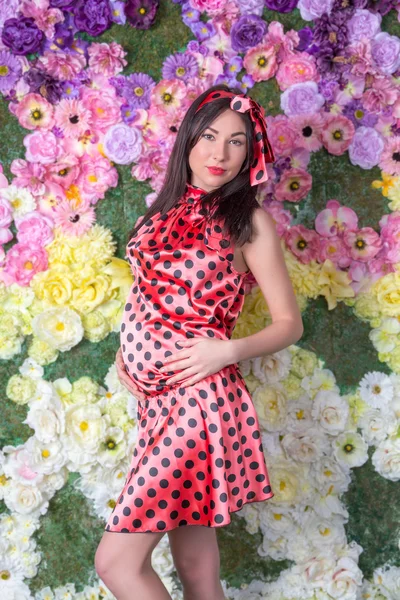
top-left (23, 130), bottom-right (62, 164)
top-left (243, 42), bottom-right (278, 82)
top-left (274, 168), bottom-right (312, 202)
top-left (362, 76), bottom-right (398, 113)
top-left (10, 159), bottom-right (46, 196)
top-left (38, 50), bottom-right (86, 81)
top-left (266, 114), bottom-right (298, 157)
top-left (343, 227), bottom-right (382, 261)
top-left (0, 243), bottom-right (48, 286)
top-left (76, 155), bottom-right (118, 204)
top-left (80, 87), bottom-right (122, 133)
top-left (15, 211), bottom-right (54, 246)
top-left (88, 41), bottom-right (128, 77)
top-left (283, 224), bottom-right (319, 263)
top-left (13, 93), bottom-right (54, 131)
top-left (276, 52), bottom-right (319, 91)
top-left (315, 200), bottom-right (358, 237)
top-left (321, 114), bottom-right (355, 156)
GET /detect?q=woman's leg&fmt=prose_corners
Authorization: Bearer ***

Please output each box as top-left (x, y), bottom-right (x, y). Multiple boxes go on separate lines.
top-left (95, 530), bottom-right (171, 600)
top-left (167, 525), bottom-right (225, 600)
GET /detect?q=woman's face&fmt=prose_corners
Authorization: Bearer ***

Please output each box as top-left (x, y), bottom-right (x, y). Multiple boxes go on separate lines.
top-left (188, 108), bottom-right (248, 192)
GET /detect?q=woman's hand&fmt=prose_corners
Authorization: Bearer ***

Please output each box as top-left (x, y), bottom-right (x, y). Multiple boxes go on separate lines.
top-left (115, 347), bottom-right (147, 401)
top-left (159, 338), bottom-right (235, 387)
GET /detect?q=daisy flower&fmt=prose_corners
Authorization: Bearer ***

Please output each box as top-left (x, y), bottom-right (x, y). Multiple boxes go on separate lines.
top-left (358, 371), bottom-right (394, 410)
top-left (51, 198), bottom-right (96, 236)
top-left (321, 114), bottom-right (355, 156)
top-left (0, 50), bottom-right (22, 93)
top-left (54, 98), bottom-right (92, 139)
top-left (162, 52), bottom-right (199, 83)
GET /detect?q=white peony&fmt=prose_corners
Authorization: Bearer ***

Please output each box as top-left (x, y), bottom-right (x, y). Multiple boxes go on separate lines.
top-left (333, 431), bottom-right (369, 468)
top-left (3, 481), bottom-right (48, 516)
top-left (268, 460), bottom-right (310, 505)
top-left (252, 384), bottom-right (288, 432)
top-left (2, 444), bottom-right (44, 487)
top-left (24, 437), bottom-right (66, 475)
top-left (251, 348), bottom-right (292, 384)
top-left (31, 307), bottom-right (84, 352)
top-left (311, 390), bottom-right (350, 435)
top-left (303, 512), bottom-right (347, 550)
top-left (358, 408), bottom-right (396, 445)
top-left (281, 428), bottom-right (330, 463)
top-left (63, 404), bottom-right (108, 453)
top-left (311, 456), bottom-right (352, 496)
top-left (372, 438), bottom-right (400, 481)
top-left (259, 505), bottom-right (298, 542)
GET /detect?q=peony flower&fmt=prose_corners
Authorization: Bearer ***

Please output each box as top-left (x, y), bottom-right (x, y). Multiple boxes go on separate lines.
top-left (76, 154), bottom-right (118, 204)
top-left (311, 390), bottom-right (350, 434)
top-left (230, 14), bottom-right (267, 52)
top-left (276, 52), bottom-right (319, 91)
top-left (13, 93), bottom-right (55, 131)
top-left (371, 31), bottom-right (400, 75)
top-left (20, 0), bottom-right (64, 40)
top-left (103, 123), bottom-right (143, 165)
top-left (31, 306), bottom-right (84, 351)
top-left (15, 211), bottom-right (54, 246)
top-left (252, 384), bottom-right (288, 432)
top-left (321, 114), bottom-right (355, 156)
top-left (347, 9), bottom-right (382, 43)
top-left (23, 130), bottom-right (63, 165)
top-left (1, 16), bottom-right (44, 55)
top-left (38, 49), bottom-right (86, 81)
top-left (88, 41), bottom-right (128, 77)
top-left (348, 126), bottom-right (385, 170)
top-left (372, 438), bottom-right (400, 482)
top-left (265, 114), bottom-right (298, 157)
top-left (0, 184), bottom-right (36, 219)
top-left (274, 168), bottom-right (312, 202)
top-left (317, 236), bottom-right (351, 268)
top-left (280, 81), bottom-right (325, 116)
top-left (0, 242), bottom-right (48, 286)
top-left (73, 0), bottom-right (112, 36)
top-left (80, 86), bottom-right (123, 133)
top-left (243, 42), bottom-right (278, 82)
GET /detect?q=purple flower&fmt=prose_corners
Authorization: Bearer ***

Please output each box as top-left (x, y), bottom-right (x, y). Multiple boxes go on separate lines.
top-left (295, 27), bottom-right (314, 52)
top-left (191, 21), bottom-right (216, 42)
top-left (23, 67), bottom-right (64, 104)
top-left (0, 51), bottom-right (22, 93)
top-left (103, 123), bottom-right (142, 165)
top-left (366, 0), bottom-right (397, 16)
top-left (187, 40), bottom-right (200, 52)
top-left (181, 2), bottom-right (200, 25)
top-left (49, 0), bottom-right (79, 8)
top-left (230, 14), bottom-right (267, 53)
top-left (297, 0), bottom-right (334, 21)
top-left (125, 0), bottom-right (159, 30)
top-left (235, 0), bottom-right (264, 16)
top-left (314, 40), bottom-right (348, 81)
top-left (61, 79), bottom-right (81, 99)
top-left (224, 56), bottom-right (243, 79)
top-left (2, 17), bottom-right (44, 56)
top-left (73, 0), bottom-right (112, 36)
top-left (280, 81), bottom-right (325, 116)
top-left (371, 32), bottom-right (400, 75)
top-left (162, 52), bottom-right (198, 82)
top-left (110, 72), bottom-right (155, 108)
top-left (0, 0), bottom-right (20, 28)
top-left (348, 126), bottom-right (385, 169)
top-left (44, 23), bottom-right (75, 51)
top-left (313, 13), bottom-right (349, 49)
top-left (110, 1), bottom-right (127, 24)
top-left (265, 0), bottom-right (298, 13)
top-left (343, 99), bottom-right (378, 128)
top-left (318, 78), bottom-right (339, 101)
top-left (121, 102), bottom-right (137, 124)
top-left (347, 9), bottom-right (381, 42)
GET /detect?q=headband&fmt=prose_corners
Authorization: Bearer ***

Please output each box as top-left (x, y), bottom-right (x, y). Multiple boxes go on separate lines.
top-left (195, 90), bottom-right (275, 186)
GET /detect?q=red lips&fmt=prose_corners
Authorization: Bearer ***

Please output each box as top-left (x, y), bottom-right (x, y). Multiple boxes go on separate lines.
top-left (207, 167), bottom-right (226, 175)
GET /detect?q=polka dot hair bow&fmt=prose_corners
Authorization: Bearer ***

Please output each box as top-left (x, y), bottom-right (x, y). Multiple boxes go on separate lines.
top-left (195, 90), bottom-right (275, 186)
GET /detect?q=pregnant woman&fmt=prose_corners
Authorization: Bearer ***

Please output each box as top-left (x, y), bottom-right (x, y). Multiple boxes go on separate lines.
top-left (95, 84), bottom-right (304, 600)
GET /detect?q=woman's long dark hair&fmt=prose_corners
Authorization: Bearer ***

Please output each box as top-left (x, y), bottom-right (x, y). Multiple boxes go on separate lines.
top-left (127, 83), bottom-right (265, 247)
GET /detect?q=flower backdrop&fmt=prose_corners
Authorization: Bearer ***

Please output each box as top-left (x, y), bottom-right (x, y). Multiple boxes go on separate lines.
top-left (1, 0), bottom-right (400, 598)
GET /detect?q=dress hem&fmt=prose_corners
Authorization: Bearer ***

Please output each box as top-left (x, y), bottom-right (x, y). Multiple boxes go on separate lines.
top-left (104, 491), bottom-right (274, 534)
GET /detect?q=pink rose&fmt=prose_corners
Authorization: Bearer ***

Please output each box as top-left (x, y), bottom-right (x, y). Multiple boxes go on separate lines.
top-left (76, 154), bottom-right (118, 204)
top-left (190, 0), bottom-right (227, 16)
top-left (15, 211), bottom-right (54, 246)
top-left (23, 130), bottom-right (62, 164)
top-left (276, 52), bottom-right (319, 91)
top-left (80, 87), bottom-right (123, 133)
top-left (0, 242), bottom-right (48, 286)
top-left (0, 196), bottom-right (13, 228)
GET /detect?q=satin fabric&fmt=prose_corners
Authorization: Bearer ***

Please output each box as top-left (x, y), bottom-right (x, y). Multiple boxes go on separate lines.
top-left (105, 182), bottom-right (274, 533)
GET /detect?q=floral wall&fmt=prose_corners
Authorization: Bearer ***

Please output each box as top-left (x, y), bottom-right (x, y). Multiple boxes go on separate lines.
top-left (1, 0), bottom-right (400, 599)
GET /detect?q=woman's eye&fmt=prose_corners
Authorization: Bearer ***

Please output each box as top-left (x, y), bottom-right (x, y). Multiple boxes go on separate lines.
top-left (202, 134), bottom-right (243, 145)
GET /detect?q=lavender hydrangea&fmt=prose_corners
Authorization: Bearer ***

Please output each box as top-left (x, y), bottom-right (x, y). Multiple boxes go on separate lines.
top-left (348, 126), bottom-right (385, 169)
top-left (2, 17), bottom-right (44, 55)
top-left (371, 32), bottom-right (400, 75)
top-left (347, 9), bottom-right (382, 42)
top-left (103, 123), bottom-right (142, 165)
top-left (297, 0), bottom-right (334, 21)
top-left (280, 81), bottom-right (325, 116)
top-left (230, 14), bottom-right (267, 53)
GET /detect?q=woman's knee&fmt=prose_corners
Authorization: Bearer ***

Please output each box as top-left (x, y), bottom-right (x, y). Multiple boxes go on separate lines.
top-left (168, 527), bottom-right (221, 584)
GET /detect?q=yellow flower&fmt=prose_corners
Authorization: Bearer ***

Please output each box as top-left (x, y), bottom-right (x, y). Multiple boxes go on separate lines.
top-left (372, 272), bottom-right (400, 317)
top-left (103, 257), bottom-right (134, 291)
top-left (317, 259), bottom-right (355, 310)
top-left (31, 264), bottom-right (74, 307)
top-left (281, 373), bottom-right (303, 400)
top-left (384, 344), bottom-right (400, 373)
top-left (70, 376), bottom-right (99, 405)
top-left (387, 176), bottom-right (400, 211)
top-left (371, 171), bottom-right (398, 197)
top-left (252, 384), bottom-right (287, 431)
top-left (353, 292), bottom-right (382, 322)
top-left (290, 347), bottom-right (318, 378)
top-left (81, 310), bottom-right (111, 342)
top-left (6, 374), bottom-right (37, 405)
top-left (27, 337), bottom-right (59, 366)
top-left (284, 246), bottom-right (321, 299)
top-left (70, 267), bottom-right (111, 315)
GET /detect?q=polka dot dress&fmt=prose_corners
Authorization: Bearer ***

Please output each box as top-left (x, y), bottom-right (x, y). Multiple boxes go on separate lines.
top-left (105, 182), bottom-right (274, 534)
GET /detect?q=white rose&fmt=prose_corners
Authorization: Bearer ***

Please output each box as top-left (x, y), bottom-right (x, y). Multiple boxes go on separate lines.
top-left (23, 395), bottom-right (65, 443)
top-left (358, 409), bottom-right (395, 445)
top-left (259, 505), bottom-right (297, 542)
top-left (31, 307), bottom-right (84, 352)
top-left (304, 513), bottom-right (347, 550)
top-left (3, 481), bottom-right (48, 516)
top-left (251, 348), bottom-right (292, 384)
top-left (312, 390), bottom-right (350, 435)
top-left (326, 557), bottom-right (363, 599)
top-left (281, 428), bottom-right (330, 463)
top-left (2, 444), bottom-right (44, 487)
top-left (252, 384), bottom-right (288, 432)
top-left (311, 457), bottom-right (352, 496)
top-left (301, 368), bottom-right (339, 399)
top-left (286, 395), bottom-right (314, 433)
top-left (372, 438), bottom-right (400, 481)
top-left (25, 437), bottom-right (66, 475)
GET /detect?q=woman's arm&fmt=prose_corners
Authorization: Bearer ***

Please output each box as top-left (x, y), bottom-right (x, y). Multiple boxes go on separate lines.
top-left (228, 207), bottom-right (304, 364)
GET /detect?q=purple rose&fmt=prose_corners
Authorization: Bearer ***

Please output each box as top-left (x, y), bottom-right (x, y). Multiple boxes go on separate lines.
top-left (371, 32), bottom-right (400, 75)
top-left (235, 0), bottom-right (265, 16)
top-left (347, 9), bottom-right (382, 42)
top-left (297, 0), bottom-right (334, 21)
top-left (230, 14), bottom-right (267, 53)
top-left (1, 17), bottom-right (44, 56)
top-left (265, 0), bottom-right (298, 13)
top-left (280, 81), bottom-right (325, 116)
top-left (348, 126), bottom-right (385, 169)
top-left (125, 0), bottom-right (159, 30)
top-left (49, 0), bottom-right (78, 8)
top-left (73, 0), bottom-right (112, 36)
top-left (103, 123), bottom-right (143, 165)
